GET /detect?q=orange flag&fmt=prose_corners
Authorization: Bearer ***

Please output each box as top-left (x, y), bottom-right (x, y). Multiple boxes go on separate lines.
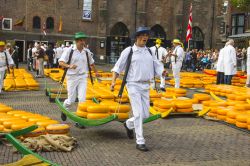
top-left (58, 16), bottom-right (62, 32)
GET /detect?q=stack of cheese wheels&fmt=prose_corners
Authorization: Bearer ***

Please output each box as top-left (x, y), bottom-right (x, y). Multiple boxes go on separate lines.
top-left (100, 100), bottom-right (130, 120)
top-left (235, 114), bottom-right (250, 129)
top-left (36, 120), bottom-right (59, 128)
top-left (226, 110), bottom-right (242, 124)
top-left (207, 107), bottom-right (219, 118)
top-left (239, 78), bottom-right (246, 87)
top-left (153, 99), bottom-right (175, 112)
top-left (231, 76), bottom-right (240, 86)
top-left (113, 91), bottom-right (129, 103)
top-left (216, 107), bottom-right (231, 121)
top-left (0, 104), bottom-right (13, 113)
top-left (247, 116), bottom-right (250, 130)
top-left (76, 100), bottom-right (96, 118)
top-left (193, 93), bottom-right (211, 103)
top-left (168, 88), bottom-right (187, 97)
top-left (150, 89), bottom-right (162, 102)
top-left (46, 124), bottom-right (70, 134)
top-left (175, 101), bottom-right (193, 113)
top-left (87, 105), bottom-right (110, 119)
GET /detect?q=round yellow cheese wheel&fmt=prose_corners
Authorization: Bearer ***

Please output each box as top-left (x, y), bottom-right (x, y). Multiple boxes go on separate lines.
top-left (0, 107), bottom-right (13, 113)
top-left (46, 124), bottom-right (70, 134)
top-left (236, 114), bottom-right (250, 123)
top-left (78, 102), bottom-right (96, 111)
top-left (28, 117), bottom-right (51, 123)
top-left (207, 112), bottom-right (217, 117)
top-left (235, 96), bottom-right (247, 101)
top-left (202, 100), bottom-right (217, 106)
top-left (87, 105), bottom-right (110, 113)
top-left (112, 113), bottom-right (129, 119)
top-left (11, 122), bottom-right (35, 131)
top-left (235, 121), bottom-right (248, 128)
top-left (75, 111), bottom-right (88, 118)
top-left (109, 105), bottom-right (130, 113)
top-left (7, 110), bottom-right (27, 115)
top-left (193, 94), bottom-right (211, 101)
top-left (173, 88), bottom-right (187, 94)
top-left (175, 102), bottom-right (192, 109)
top-left (24, 127), bottom-right (46, 137)
top-left (87, 113), bottom-right (110, 119)
top-left (3, 119), bottom-right (27, 129)
top-left (21, 114), bottom-right (45, 121)
top-left (0, 117), bottom-right (20, 125)
top-left (227, 110), bottom-right (241, 119)
top-left (153, 106), bottom-right (171, 113)
top-left (210, 102), bottom-right (228, 107)
top-left (226, 117), bottom-right (236, 124)
top-left (176, 108), bottom-right (193, 113)
top-left (217, 108), bottom-right (231, 115)
top-left (36, 120), bottom-right (59, 128)
top-left (216, 115), bottom-right (226, 121)
top-left (0, 125), bottom-right (4, 131)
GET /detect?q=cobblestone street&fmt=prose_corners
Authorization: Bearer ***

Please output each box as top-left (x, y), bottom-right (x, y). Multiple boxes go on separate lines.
top-left (0, 66), bottom-right (250, 166)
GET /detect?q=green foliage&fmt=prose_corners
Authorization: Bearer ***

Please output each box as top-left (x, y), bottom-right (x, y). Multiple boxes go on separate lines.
top-left (231, 0), bottom-right (250, 10)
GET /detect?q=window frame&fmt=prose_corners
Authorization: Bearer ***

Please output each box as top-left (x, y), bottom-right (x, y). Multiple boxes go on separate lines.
top-left (33, 16), bottom-right (41, 29)
top-left (231, 13), bottom-right (245, 35)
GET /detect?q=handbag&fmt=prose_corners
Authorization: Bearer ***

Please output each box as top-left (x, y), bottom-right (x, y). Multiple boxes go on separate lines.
top-left (44, 54), bottom-right (49, 61)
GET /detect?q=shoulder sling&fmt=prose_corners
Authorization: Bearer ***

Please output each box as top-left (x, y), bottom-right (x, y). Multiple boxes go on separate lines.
top-left (85, 51), bottom-right (94, 85)
top-left (4, 52), bottom-right (10, 74)
top-left (60, 49), bottom-right (74, 84)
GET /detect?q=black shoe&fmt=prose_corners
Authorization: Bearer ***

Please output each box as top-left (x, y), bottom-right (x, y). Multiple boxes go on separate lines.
top-left (136, 144), bottom-right (149, 152)
top-left (61, 113), bottom-right (67, 121)
top-left (75, 123), bottom-right (85, 129)
top-left (123, 122), bottom-right (134, 139)
top-left (160, 87), bottom-right (166, 92)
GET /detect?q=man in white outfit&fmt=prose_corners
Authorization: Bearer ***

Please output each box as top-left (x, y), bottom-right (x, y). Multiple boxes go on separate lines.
top-left (150, 38), bottom-right (167, 91)
top-left (171, 39), bottom-right (184, 88)
top-left (0, 41), bottom-right (14, 94)
top-left (216, 42), bottom-right (229, 84)
top-left (246, 40), bottom-right (250, 87)
top-left (111, 27), bottom-right (166, 151)
top-left (223, 39), bottom-right (237, 85)
top-left (59, 32), bottom-right (99, 123)
top-left (55, 44), bottom-right (63, 68)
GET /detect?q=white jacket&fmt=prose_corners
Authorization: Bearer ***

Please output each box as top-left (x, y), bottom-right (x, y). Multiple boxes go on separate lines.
top-left (216, 47), bottom-right (225, 72)
top-left (223, 45), bottom-right (237, 75)
top-left (246, 46), bottom-right (250, 74)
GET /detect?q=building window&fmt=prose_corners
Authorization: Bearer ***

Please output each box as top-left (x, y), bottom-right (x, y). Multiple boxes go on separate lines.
top-left (33, 16), bottom-right (41, 29)
top-left (231, 14), bottom-right (245, 35)
top-left (46, 17), bottom-right (54, 30)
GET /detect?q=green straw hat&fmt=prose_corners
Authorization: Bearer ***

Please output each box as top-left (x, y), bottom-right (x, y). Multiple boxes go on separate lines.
top-left (74, 32), bottom-right (88, 40)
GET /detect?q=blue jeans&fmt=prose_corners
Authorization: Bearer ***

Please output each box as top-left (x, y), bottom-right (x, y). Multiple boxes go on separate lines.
top-left (224, 75), bottom-right (233, 85)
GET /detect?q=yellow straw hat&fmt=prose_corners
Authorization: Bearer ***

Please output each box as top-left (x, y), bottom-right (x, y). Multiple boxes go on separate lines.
top-left (0, 41), bottom-right (5, 46)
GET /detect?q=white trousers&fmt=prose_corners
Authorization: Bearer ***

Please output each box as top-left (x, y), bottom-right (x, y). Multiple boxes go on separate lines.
top-left (38, 58), bottom-right (44, 76)
top-left (126, 83), bottom-right (150, 145)
top-left (63, 75), bottom-right (87, 110)
top-left (0, 70), bottom-right (5, 93)
top-left (172, 62), bottom-right (182, 88)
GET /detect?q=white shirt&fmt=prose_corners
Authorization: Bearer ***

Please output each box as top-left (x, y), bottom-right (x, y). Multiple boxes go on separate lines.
top-left (171, 45), bottom-right (184, 64)
top-left (59, 47), bottom-right (94, 76)
top-left (150, 46), bottom-right (167, 62)
top-left (32, 47), bottom-right (37, 58)
top-left (112, 44), bottom-right (164, 82)
top-left (55, 47), bottom-right (63, 59)
top-left (247, 47), bottom-right (250, 62)
top-left (216, 47), bottom-right (225, 72)
top-left (0, 51), bottom-right (14, 71)
top-left (223, 45), bottom-right (237, 75)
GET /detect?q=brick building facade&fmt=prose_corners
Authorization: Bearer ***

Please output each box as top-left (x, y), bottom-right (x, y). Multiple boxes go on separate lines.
top-left (0, 0), bottom-right (249, 63)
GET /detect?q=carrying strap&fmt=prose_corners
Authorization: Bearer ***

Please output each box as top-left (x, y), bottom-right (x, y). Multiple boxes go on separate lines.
top-left (4, 52), bottom-right (10, 74)
top-left (60, 49), bottom-right (74, 84)
top-left (118, 47), bottom-right (153, 98)
top-left (85, 51), bottom-right (94, 85)
top-left (155, 46), bottom-right (159, 60)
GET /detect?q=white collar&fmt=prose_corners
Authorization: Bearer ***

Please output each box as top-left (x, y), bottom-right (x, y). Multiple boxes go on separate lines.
top-left (132, 44), bottom-right (147, 52)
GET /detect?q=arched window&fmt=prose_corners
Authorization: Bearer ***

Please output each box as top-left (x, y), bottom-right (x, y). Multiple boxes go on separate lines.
top-left (46, 17), bottom-right (54, 30)
top-left (151, 24), bottom-right (166, 39)
top-left (110, 22), bottom-right (129, 36)
top-left (191, 26), bottom-right (204, 50)
top-left (33, 16), bottom-right (41, 29)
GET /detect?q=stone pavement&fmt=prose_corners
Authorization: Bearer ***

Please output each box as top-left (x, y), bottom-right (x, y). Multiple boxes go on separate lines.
top-left (0, 66), bottom-right (250, 166)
